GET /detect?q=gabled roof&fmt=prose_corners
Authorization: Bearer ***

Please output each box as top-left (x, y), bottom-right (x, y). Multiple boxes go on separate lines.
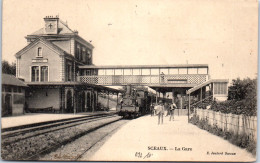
top-left (29, 19), bottom-right (75, 36)
top-left (2, 74), bottom-right (27, 87)
top-left (15, 37), bottom-right (67, 58)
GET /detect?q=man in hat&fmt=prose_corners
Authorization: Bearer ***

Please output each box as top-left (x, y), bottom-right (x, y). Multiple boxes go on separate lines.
top-left (169, 101), bottom-right (177, 121)
top-left (156, 100), bottom-right (165, 125)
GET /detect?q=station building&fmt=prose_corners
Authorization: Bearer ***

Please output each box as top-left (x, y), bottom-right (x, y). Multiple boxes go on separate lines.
top-left (13, 15), bottom-right (228, 115)
top-left (2, 74), bottom-right (27, 116)
top-left (15, 16), bottom-right (122, 113)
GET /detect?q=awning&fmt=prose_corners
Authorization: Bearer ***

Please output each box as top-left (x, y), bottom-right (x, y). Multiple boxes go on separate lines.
top-left (186, 79), bottom-right (228, 94)
top-left (25, 81), bottom-right (124, 93)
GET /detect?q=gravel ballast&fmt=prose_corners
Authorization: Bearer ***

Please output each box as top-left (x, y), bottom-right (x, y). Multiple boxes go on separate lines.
top-left (1, 116), bottom-right (121, 160)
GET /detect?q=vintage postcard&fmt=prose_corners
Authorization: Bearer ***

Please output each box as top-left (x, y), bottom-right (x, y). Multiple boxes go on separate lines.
top-left (1, 0), bottom-right (258, 162)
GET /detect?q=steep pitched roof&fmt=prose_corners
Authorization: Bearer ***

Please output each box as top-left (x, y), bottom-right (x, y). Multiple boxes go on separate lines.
top-left (2, 74), bottom-right (27, 87)
top-left (29, 19), bottom-right (75, 36)
top-left (15, 37), bottom-right (67, 58)
top-left (27, 18), bottom-right (94, 49)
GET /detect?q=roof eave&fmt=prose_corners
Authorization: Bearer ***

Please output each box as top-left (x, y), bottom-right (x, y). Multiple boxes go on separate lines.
top-left (186, 79), bottom-right (229, 94)
top-left (78, 64), bottom-right (209, 69)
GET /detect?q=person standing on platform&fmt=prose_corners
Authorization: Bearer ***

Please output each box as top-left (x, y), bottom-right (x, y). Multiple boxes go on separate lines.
top-left (165, 103), bottom-right (170, 117)
top-left (169, 101), bottom-right (177, 121)
top-left (150, 103), bottom-right (154, 116)
top-left (160, 72), bottom-right (165, 83)
top-left (156, 100), bottom-right (165, 125)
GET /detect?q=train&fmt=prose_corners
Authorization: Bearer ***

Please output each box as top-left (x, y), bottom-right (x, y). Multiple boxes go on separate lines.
top-left (117, 85), bottom-right (152, 118)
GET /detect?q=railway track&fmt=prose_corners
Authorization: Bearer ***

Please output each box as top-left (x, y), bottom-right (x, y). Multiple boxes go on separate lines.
top-left (74, 120), bottom-right (128, 161)
top-left (39, 119), bottom-right (129, 161)
top-left (2, 113), bottom-right (117, 140)
top-left (1, 113), bottom-right (122, 160)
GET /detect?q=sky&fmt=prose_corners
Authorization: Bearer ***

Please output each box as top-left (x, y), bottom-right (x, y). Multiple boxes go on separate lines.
top-left (2, 0), bottom-right (258, 81)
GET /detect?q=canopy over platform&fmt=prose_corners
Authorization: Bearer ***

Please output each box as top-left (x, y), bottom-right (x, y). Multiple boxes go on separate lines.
top-left (186, 79), bottom-right (229, 120)
top-left (186, 79), bottom-right (229, 94)
top-left (25, 82), bottom-right (124, 94)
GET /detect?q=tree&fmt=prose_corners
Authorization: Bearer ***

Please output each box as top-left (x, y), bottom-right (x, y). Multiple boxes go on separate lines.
top-left (2, 60), bottom-right (16, 75)
top-left (227, 77), bottom-right (257, 115)
top-left (228, 78), bottom-right (257, 101)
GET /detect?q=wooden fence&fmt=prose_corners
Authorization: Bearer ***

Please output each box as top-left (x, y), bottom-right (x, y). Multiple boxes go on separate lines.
top-left (194, 108), bottom-right (257, 142)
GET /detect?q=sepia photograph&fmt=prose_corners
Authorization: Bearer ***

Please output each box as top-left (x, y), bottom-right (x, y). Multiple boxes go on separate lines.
top-left (1, 0), bottom-right (258, 162)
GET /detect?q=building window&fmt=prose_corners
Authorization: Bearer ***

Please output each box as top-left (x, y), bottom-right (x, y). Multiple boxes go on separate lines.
top-left (37, 47), bottom-right (42, 57)
top-left (198, 68), bottom-right (208, 74)
top-left (32, 66), bottom-right (40, 82)
top-left (98, 69), bottom-right (105, 75)
top-left (214, 83), bottom-right (227, 94)
top-left (151, 69), bottom-right (159, 75)
top-left (86, 50), bottom-right (92, 65)
top-left (13, 86), bottom-right (18, 93)
top-left (188, 68), bottom-right (198, 74)
top-left (86, 70), bottom-right (91, 76)
top-left (76, 45), bottom-right (80, 60)
top-left (133, 69), bottom-right (141, 75)
top-left (123, 69), bottom-right (132, 75)
top-left (106, 69), bottom-right (114, 75)
top-left (179, 68), bottom-right (188, 74)
top-left (79, 47), bottom-right (82, 61)
top-left (169, 68), bottom-right (178, 74)
top-left (67, 64), bottom-right (72, 81)
top-left (82, 47), bottom-right (86, 62)
top-left (41, 66), bottom-right (48, 82)
top-left (115, 69), bottom-right (123, 75)
top-left (160, 69), bottom-right (168, 75)
top-left (141, 69), bottom-right (150, 75)
top-left (32, 66), bottom-right (48, 82)
top-left (4, 86), bottom-right (12, 92)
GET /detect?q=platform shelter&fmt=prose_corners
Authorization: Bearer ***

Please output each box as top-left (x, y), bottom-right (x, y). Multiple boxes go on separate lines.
top-left (186, 79), bottom-right (229, 118)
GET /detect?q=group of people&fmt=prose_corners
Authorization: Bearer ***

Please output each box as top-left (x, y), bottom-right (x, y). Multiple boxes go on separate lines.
top-left (150, 100), bottom-right (177, 125)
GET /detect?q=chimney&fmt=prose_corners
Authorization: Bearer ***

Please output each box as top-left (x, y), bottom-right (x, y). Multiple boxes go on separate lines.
top-left (43, 15), bottom-right (59, 34)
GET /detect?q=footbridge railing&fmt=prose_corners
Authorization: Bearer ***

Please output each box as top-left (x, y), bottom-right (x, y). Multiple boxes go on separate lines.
top-left (77, 74), bottom-right (208, 86)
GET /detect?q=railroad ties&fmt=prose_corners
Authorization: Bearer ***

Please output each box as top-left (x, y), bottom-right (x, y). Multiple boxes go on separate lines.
top-left (1, 113), bottom-right (122, 161)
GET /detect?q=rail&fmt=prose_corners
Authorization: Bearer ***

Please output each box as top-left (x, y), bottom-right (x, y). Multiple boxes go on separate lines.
top-left (1, 113), bottom-right (122, 160)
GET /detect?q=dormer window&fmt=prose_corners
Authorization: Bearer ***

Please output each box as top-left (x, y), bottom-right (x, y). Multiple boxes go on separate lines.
top-left (37, 47), bottom-right (42, 57)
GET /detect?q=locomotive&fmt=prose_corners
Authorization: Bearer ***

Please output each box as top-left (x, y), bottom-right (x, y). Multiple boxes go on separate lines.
top-left (117, 85), bottom-right (151, 118)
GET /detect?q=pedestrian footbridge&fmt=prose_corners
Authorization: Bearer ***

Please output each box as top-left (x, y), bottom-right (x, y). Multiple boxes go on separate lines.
top-left (77, 64), bottom-right (228, 111)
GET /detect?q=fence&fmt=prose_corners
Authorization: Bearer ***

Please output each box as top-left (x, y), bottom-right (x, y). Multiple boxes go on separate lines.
top-left (173, 109), bottom-right (188, 116)
top-left (194, 108), bottom-right (257, 142)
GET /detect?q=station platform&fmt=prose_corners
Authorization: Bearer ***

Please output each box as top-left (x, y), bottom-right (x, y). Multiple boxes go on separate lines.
top-left (1, 111), bottom-right (116, 129)
top-left (88, 115), bottom-right (255, 162)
